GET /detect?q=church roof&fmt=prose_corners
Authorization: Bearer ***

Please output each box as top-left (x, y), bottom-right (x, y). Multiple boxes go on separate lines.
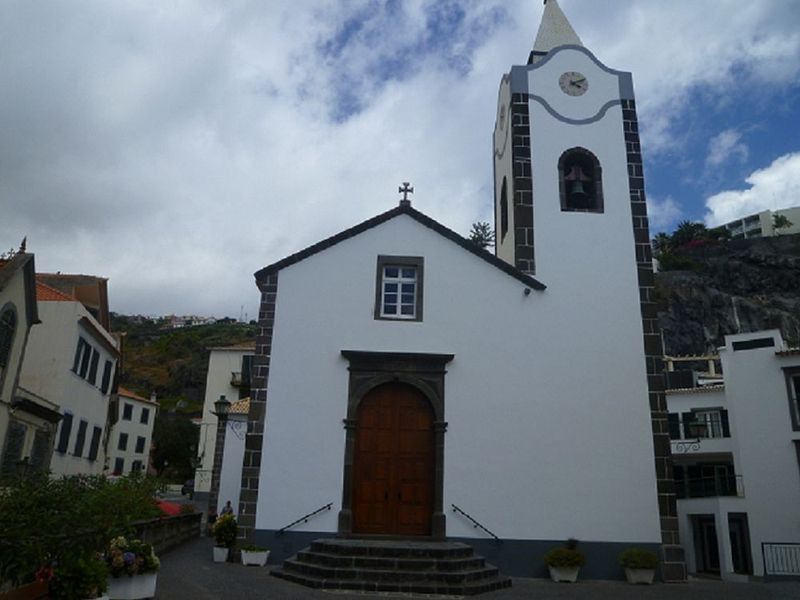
top-left (530, 0), bottom-right (583, 63)
top-left (254, 202), bottom-right (546, 291)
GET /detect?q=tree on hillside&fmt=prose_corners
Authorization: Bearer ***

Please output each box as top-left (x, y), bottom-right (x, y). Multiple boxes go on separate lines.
top-left (468, 221), bottom-right (495, 249)
top-left (151, 415), bottom-right (199, 480)
top-left (773, 213), bottom-right (794, 234)
top-left (671, 220), bottom-right (708, 248)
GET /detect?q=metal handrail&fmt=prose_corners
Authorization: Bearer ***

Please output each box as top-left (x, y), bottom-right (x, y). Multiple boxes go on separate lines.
top-left (451, 503), bottom-right (499, 540)
top-left (277, 502), bottom-right (332, 535)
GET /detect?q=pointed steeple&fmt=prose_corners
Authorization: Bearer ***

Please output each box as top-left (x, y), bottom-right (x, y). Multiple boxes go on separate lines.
top-left (528, 0), bottom-right (583, 64)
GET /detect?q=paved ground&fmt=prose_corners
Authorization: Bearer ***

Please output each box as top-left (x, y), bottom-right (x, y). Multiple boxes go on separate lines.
top-left (155, 536), bottom-right (800, 599)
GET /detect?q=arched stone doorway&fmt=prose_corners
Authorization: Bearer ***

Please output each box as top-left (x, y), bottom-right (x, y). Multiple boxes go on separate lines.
top-left (352, 382), bottom-right (434, 535)
top-left (338, 350), bottom-right (452, 538)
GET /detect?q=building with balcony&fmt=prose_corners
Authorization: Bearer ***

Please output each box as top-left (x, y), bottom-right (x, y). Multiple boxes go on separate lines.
top-left (193, 342), bottom-right (254, 502)
top-left (0, 247), bottom-right (62, 477)
top-left (722, 206), bottom-right (800, 240)
top-left (666, 330), bottom-right (800, 580)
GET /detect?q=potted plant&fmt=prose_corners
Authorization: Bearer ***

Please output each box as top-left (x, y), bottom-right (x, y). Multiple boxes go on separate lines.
top-left (240, 545), bottom-right (270, 567)
top-left (543, 539), bottom-right (585, 583)
top-left (619, 548), bottom-right (658, 585)
top-left (105, 537), bottom-right (160, 600)
top-left (211, 514), bottom-right (237, 562)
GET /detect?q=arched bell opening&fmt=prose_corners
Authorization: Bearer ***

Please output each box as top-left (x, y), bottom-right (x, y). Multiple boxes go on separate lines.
top-left (558, 147), bottom-right (604, 213)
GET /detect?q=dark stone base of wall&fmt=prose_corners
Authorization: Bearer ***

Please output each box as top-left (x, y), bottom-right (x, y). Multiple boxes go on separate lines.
top-left (255, 529), bottom-right (677, 581)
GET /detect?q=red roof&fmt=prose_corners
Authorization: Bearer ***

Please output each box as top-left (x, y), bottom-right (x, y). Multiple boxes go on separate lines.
top-left (36, 280), bottom-right (77, 302)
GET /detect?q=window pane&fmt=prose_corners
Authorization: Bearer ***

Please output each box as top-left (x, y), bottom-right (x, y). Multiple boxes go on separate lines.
top-left (384, 293), bottom-right (397, 304)
top-left (401, 294), bottom-right (415, 304)
top-left (384, 283), bottom-right (397, 293)
top-left (401, 283), bottom-right (415, 293)
top-left (383, 304), bottom-right (396, 315)
top-left (401, 268), bottom-right (415, 279)
top-left (384, 267), bottom-right (399, 278)
top-left (400, 305), bottom-right (414, 315)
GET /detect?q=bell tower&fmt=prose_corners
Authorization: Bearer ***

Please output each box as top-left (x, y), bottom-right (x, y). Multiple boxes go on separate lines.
top-left (492, 0), bottom-right (687, 581)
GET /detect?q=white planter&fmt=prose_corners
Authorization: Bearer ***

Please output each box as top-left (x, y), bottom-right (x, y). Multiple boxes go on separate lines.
top-left (548, 565), bottom-right (580, 583)
top-left (624, 567), bottom-right (655, 585)
top-left (241, 550), bottom-right (270, 566)
top-left (213, 546), bottom-right (229, 562)
top-left (107, 573), bottom-right (157, 600)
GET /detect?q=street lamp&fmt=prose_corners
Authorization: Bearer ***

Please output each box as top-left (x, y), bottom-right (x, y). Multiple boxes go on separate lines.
top-left (213, 395), bottom-right (231, 418)
top-left (209, 395), bottom-right (232, 518)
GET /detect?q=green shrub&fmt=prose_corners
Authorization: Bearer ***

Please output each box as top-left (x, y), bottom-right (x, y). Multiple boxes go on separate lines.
top-left (49, 554), bottom-right (108, 600)
top-left (241, 544), bottom-right (268, 552)
top-left (0, 472), bottom-right (163, 590)
top-left (619, 548), bottom-right (658, 569)
top-left (544, 539), bottom-right (585, 568)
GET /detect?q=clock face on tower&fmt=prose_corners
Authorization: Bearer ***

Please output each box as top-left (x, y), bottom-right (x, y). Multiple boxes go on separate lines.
top-left (559, 71), bottom-right (588, 96)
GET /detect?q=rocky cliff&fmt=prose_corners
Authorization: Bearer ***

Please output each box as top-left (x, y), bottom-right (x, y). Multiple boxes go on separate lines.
top-left (656, 233), bottom-right (800, 355)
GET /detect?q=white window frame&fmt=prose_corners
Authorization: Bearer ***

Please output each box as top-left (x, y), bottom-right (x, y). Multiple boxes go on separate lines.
top-left (691, 410), bottom-right (723, 439)
top-left (374, 256), bottom-right (423, 322)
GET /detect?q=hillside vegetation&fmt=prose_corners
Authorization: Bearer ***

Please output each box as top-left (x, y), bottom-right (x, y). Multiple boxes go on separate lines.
top-left (110, 315), bottom-right (256, 413)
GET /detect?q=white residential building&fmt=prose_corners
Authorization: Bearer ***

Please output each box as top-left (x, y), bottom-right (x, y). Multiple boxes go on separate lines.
top-left (107, 387), bottom-right (158, 475)
top-left (722, 206), bottom-right (800, 239)
top-left (193, 342), bottom-right (254, 501)
top-left (0, 249), bottom-right (61, 476)
top-left (19, 280), bottom-right (119, 476)
top-left (667, 329), bottom-right (800, 580)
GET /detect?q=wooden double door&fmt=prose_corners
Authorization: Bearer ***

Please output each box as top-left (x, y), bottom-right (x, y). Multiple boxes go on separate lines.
top-left (352, 383), bottom-right (434, 536)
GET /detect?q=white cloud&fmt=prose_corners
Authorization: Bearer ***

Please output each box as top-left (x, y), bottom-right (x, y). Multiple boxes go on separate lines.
top-left (646, 196), bottom-right (683, 231)
top-left (706, 129), bottom-right (749, 167)
top-left (704, 152), bottom-right (800, 226)
top-left (0, 1), bottom-right (798, 317)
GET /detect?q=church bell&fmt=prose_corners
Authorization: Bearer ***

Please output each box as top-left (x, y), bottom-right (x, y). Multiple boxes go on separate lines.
top-left (568, 180), bottom-right (589, 205)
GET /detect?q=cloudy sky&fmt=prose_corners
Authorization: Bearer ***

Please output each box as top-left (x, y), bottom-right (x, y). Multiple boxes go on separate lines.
top-left (2, 0), bottom-right (799, 319)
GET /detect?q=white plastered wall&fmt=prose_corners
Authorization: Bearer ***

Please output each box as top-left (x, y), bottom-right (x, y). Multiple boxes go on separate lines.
top-left (255, 213), bottom-right (661, 544)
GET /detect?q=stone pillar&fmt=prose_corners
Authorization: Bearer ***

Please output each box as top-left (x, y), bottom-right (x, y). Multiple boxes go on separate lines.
top-left (208, 405), bottom-right (229, 517)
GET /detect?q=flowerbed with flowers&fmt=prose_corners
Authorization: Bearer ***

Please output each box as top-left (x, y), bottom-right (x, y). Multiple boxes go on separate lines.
top-left (106, 537), bottom-right (160, 578)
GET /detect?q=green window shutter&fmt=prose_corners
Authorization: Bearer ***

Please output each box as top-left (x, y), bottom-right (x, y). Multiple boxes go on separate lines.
top-left (681, 411), bottom-right (694, 438)
top-left (1, 421), bottom-right (27, 475)
top-left (721, 410), bottom-right (730, 437)
top-left (668, 413), bottom-right (681, 439)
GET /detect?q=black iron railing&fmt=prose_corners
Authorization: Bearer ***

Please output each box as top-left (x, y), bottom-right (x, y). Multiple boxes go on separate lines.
top-left (277, 502), bottom-right (332, 535)
top-left (451, 503), bottom-right (499, 540)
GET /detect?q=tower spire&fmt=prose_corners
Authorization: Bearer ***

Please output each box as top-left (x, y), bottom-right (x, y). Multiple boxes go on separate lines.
top-left (529, 0), bottom-right (583, 64)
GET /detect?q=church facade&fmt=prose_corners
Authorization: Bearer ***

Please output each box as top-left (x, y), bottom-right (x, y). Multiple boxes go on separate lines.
top-left (237, 1), bottom-right (685, 580)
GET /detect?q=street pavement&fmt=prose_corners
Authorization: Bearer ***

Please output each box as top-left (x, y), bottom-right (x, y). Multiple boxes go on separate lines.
top-left (155, 536), bottom-right (800, 599)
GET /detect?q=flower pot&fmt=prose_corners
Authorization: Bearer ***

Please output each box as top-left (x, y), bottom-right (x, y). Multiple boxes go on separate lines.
top-left (548, 565), bottom-right (580, 583)
top-left (241, 550), bottom-right (270, 567)
top-left (213, 546), bottom-right (229, 563)
top-left (624, 567), bottom-right (655, 585)
top-left (107, 573), bottom-right (157, 600)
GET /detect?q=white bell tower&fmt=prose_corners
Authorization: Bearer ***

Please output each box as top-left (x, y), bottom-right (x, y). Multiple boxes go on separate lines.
top-left (492, 0), bottom-right (687, 581)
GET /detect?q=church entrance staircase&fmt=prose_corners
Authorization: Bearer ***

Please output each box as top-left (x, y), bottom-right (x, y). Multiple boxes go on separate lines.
top-left (271, 538), bottom-right (512, 595)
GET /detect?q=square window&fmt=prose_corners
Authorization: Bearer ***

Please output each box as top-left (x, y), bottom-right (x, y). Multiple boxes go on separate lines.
top-left (374, 256), bottom-right (423, 322)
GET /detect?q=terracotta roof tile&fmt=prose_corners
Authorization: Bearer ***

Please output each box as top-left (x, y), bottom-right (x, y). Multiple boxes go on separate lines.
top-left (666, 384), bottom-right (725, 395)
top-left (36, 280), bottom-right (77, 302)
top-left (118, 386), bottom-right (158, 405)
top-left (229, 398), bottom-right (250, 415)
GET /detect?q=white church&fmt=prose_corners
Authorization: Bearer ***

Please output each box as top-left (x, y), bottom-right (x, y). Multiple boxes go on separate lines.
top-left (224, 0), bottom-right (687, 586)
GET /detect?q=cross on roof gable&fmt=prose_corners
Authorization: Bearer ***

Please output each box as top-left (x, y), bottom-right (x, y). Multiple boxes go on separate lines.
top-left (254, 203), bottom-right (546, 291)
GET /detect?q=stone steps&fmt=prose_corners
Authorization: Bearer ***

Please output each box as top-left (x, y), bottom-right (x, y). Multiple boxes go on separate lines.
top-left (271, 538), bottom-right (512, 596)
